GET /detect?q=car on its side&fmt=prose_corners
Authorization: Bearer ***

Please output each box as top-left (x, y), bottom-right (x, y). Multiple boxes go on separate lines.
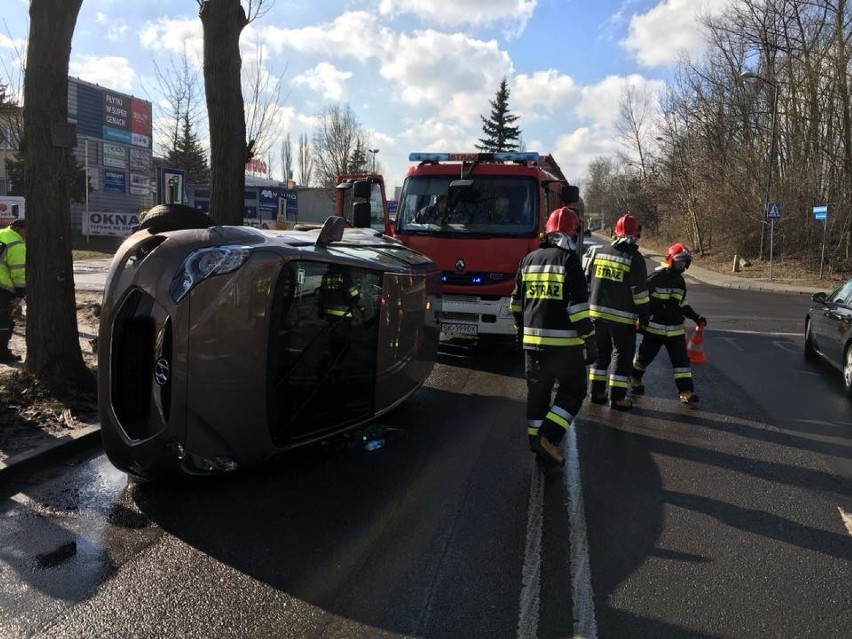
top-left (804, 278), bottom-right (852, 393)
top-left (98, 204), bottom-right (441, 479)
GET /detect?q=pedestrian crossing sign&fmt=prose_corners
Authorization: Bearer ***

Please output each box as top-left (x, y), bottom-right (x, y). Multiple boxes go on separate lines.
top-left (765, 201), bottom-right (782, 220)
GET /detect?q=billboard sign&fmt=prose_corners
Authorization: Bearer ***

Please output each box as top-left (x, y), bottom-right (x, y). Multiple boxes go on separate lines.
top-left (104, 169), bottom-right (126, 193)
top-left (129, 147), bottom-right (151, 171)
top-left (130, 173), bottom-right (151, 196)
top-left (159, 167), bottom-right (185, 204)
top-left (103, 143), bottom-right (127, 168)
top-left (82, 210), bottom-right (140, 237)
top-left (103, 91), bottom-right (132, 144)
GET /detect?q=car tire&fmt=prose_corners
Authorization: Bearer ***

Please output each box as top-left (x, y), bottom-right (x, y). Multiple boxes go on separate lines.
top-left (138, 204), bottom-right (215, 233)
top-left (804, 320), bottom-right (819, 363)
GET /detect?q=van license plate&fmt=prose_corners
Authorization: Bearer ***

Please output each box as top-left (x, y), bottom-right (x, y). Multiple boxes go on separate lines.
top-left (442, 323), bottom-right (478, 335)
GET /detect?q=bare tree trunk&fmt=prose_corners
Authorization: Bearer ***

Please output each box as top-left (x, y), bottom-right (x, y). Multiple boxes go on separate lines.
top-left (23, 0), bottom-right (92, 390)
top-left (199, 0), bottom-right (248, 225)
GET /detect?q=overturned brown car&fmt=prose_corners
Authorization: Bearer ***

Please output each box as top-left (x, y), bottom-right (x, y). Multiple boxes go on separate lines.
top-left (98, 205), bottom-right (440, 479)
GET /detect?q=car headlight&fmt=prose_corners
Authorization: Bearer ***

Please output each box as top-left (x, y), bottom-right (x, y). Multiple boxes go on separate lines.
top-left (169, 245), bottom-right (254, 302)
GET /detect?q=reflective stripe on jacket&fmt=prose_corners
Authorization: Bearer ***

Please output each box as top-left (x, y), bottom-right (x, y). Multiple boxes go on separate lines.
top-left (0, 227), bottom-right (26, 294)
top-left (510, 244), bottom-right (593, 350)
top-left (320, 269), bottom-right (359, 318)
top-left (588, 240), bottom-right (649, 325)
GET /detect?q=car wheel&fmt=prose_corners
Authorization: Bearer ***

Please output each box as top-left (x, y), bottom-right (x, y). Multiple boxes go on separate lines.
top-left (843, 345), bottom-right (852, 396)
top-left (804, 319), bottom-right (819, 363)
top-left (138, 204), bottom-right (215, 233)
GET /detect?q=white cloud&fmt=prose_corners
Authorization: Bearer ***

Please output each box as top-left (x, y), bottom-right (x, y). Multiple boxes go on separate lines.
top-left (260, 12), bottom-right (388, 61)
top-left (380, 30), bottom-right (511, 121)
top-left (512, 70), bottom-right (577, 122)
top-left (292, 62), bottom-right (352, 101)
top-left (622, 0), bottom-right (732, 67)
top-left (378, 0), bottom-right (536, 32)
top-left (69, 55), bottom-right (136, 92)
top-left (107, 24), bottom-right (129, 42)
top-left (138, 16), bottom-right (204, 63)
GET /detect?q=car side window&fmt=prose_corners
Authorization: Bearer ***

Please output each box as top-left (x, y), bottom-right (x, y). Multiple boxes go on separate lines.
top-left (829, 280), bottom-right (852, 306)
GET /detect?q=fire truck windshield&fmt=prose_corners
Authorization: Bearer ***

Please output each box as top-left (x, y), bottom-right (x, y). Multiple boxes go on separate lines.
top-left (397, 176), bottom-right (538, 237)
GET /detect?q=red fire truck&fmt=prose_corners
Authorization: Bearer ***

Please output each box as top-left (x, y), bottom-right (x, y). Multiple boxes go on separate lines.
top-left (383, 151), bottom-right (581, 337)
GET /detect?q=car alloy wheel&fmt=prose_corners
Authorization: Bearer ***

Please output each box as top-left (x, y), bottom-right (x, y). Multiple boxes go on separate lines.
top-left (844, 345), bottom-right (852, 396)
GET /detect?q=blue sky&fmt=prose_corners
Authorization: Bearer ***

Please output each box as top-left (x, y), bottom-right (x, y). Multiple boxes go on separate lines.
top-left (1, 0), bottom-right (731, 192)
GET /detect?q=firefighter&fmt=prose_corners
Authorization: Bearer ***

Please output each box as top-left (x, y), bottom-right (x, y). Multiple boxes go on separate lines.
top-left (319, 263), bottom-right (362, 379)
top-left (510, 207), bottom-right (596, 467)
top-left (0, 219), bottom-right (26, 364)
top-left (587, 213), bottom-right (650, 410)
top-left (630, 243), bottom-right (706, 404)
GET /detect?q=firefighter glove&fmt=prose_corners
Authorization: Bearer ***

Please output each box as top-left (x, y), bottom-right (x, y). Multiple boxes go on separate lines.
top-left (697, 316), bottom-right (707, 327)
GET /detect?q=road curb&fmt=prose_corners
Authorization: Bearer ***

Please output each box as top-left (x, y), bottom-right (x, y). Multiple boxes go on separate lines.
top-left (0, 424), bottom-right (101, 478)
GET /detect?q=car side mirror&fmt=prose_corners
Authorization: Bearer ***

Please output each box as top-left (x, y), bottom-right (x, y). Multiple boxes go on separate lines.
top-left (812, 292), bottom-right (827, 304)
top-left (316, 216), bottom-right (345, 247)
top-left (352, 180), bottom-right (372, 199)
top-left (352, 201), bottom-right (371, 228)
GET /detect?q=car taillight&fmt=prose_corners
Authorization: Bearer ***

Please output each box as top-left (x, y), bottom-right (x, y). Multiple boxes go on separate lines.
top-left (169, 245), bottom-right (254, 302)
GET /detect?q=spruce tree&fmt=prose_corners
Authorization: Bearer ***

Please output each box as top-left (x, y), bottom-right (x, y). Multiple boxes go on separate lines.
top-left (476, 77), bottom-right (521, 152)
top-left (166, 115), bottom-right (210, 184)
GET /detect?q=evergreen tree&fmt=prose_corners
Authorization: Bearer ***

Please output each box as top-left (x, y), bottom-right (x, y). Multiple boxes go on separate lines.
top-left (5, 149), bottom-right (89, 203)
top-left (349, 137), bottom-right (368, 172)
top-left (476, 77), bottom-right (521, 152)
top-left (166, 115), bottom-right (210, 184)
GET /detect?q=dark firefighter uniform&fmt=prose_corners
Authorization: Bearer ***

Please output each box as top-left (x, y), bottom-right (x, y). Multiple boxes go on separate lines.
top-left (319, 265), bottom-right (361, 377)
top-left (510, 243), bottom-right (594, 452)
top-left (631, 265), bottom-right (704, 397)
top-left (587, 241), bottom-right (650, 404)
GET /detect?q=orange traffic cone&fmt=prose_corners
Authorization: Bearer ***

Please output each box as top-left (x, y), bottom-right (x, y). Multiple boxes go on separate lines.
top-left (686, 325), bottom-right (707, 365)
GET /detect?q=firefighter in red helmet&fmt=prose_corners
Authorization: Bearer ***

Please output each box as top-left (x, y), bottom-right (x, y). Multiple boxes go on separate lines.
top-left (510, 206), bottom-right (596, 467)
top-left (630, 243), bottom-right (706, 404)
top-left (586, 212), bottom-right (650, 410)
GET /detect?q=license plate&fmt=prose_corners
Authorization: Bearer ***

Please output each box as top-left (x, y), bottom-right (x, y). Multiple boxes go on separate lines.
top-left (441, 323), bottom-right (478, 335)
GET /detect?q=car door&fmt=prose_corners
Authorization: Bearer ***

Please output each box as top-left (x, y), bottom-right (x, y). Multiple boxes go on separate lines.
top-left (812, 279), bottom-right (852, 368)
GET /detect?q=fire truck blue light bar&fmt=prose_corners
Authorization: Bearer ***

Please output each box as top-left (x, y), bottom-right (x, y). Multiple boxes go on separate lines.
top-left (409, 152), bottom-right (540, 163)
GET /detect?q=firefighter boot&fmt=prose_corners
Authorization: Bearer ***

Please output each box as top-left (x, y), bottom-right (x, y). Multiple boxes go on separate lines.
top-left (532, 434), bottom-right (565, 467)
top-left (589, 393), bottom-right (609, 405)
top-left (679, 391), bottom-right (699, 405)
top-left (629, 376), bottom-right (645, 394)
top-left (610, 398), bottom-right (633, 411)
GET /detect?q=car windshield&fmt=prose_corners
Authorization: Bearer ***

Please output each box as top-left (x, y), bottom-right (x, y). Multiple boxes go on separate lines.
top-left (396, 175), bottom-right (538, 237)
top-left (829, 279), bottom-right (852, 306)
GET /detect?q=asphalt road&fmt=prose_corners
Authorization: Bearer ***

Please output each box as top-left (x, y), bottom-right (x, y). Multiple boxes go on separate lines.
top-left (0, 267), bottom-right (850, 638)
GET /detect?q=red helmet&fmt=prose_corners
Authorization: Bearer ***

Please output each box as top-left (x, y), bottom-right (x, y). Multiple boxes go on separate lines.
top-left (545, 206), bottom-right (579, 239)
top-left (614, 213), bottom-right (640, 237)
top-left (665, 242), bottom-right (692, 268)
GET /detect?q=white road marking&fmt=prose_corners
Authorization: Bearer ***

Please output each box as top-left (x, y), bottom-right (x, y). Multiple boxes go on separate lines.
top-left (710, 328), bottom-right (802, 337)
top-left (719, 337), bottom-right (745, 352)
top-left (772, 340), bottom-right (801, 353)
top-left (564, 426), bottom-right (598, 639)
top-left (517, 465), bottom-right (543, 639)
top-left (839, 507), bottom-right (852, 537)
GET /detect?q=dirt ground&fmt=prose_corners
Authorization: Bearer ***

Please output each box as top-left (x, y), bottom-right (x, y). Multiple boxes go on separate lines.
top-left (0, 291), bottom-right (101, 463)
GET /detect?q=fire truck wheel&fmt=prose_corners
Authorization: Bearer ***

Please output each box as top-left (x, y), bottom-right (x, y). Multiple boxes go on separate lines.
top-left (138, 204), bottom-right (215, 233)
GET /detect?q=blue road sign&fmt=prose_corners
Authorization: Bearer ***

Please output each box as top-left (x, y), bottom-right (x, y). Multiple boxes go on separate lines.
top-left (766, 201), bottom-right (782, 220)
top-left (813, 204), bottom-right (828, 221)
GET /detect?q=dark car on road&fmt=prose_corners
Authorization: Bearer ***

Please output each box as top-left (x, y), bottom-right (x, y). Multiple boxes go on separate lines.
top-left (804, 278), bottom-right (852, 393)
top-left (98, 204), bottom-right (441, 479)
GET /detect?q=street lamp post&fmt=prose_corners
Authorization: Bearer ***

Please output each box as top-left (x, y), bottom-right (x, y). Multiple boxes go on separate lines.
top-left (367, 148), bottom-right (379, 173)
top-left (741, 71), bottom-right (779, 278)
